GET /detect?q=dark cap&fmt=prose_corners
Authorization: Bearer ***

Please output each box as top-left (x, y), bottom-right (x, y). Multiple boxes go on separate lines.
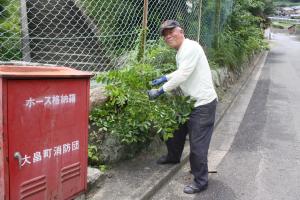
top-left (159, 20), bottom-right (181, 36)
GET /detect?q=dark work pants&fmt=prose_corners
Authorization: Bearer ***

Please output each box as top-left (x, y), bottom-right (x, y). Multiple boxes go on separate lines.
top-left (165, 99), bottom-right (217, 187)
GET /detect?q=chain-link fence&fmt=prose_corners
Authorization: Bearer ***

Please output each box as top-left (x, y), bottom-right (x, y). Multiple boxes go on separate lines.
top-left (0, 0), bottom-right (233, 72)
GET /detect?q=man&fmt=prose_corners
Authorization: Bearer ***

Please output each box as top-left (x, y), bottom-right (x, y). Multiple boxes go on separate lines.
top-left (147, 20), bottom-right (218, 194)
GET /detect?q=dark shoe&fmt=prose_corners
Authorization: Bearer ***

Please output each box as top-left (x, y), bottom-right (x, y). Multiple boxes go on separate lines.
top-left (183, 183), bottom-right (208, 194)
top-left (156, 155), bottom-right (180, 165)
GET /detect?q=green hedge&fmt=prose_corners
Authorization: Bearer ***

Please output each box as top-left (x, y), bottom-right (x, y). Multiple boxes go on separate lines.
top-left (89, 40), bottom-right (195, 165)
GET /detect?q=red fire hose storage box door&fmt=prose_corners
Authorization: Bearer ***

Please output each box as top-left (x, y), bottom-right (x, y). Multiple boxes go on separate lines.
top-left (0, 65), bottom-right (92, 200)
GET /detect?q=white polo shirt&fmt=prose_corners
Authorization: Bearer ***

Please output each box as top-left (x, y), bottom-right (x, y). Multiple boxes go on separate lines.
top-left (162, 38), bottom-right (217, 107)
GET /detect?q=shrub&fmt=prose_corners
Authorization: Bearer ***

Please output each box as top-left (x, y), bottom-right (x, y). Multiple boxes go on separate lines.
top-left (209, 0), bottom-right (269, 71)
top-left (89, 41), bottom-right (194, 165)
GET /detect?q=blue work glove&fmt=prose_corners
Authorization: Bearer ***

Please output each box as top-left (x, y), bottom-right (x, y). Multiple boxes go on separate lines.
top-left (147, 88), bottom-right (164, 100)
top-left (149, 76), bottom-right (167, 86)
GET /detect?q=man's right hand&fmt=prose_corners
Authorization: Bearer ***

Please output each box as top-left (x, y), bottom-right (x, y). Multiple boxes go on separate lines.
top-left (149, 76), bottom-right (167, 86)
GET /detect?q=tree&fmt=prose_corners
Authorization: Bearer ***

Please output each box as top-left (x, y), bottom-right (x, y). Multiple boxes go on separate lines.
top-left (0, 0), bottom-right (21, 60)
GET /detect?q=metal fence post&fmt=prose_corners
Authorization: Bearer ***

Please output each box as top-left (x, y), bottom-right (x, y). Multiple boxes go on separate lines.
top-left (197, 0), bottom-right (203, 43)
top-left (20, 0), bottom-right (31, 62)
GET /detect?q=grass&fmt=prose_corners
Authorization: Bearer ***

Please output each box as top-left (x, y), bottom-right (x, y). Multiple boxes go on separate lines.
top-left (272, 21), bottom-right (297, 29)
top-left (274, 1), bottom-right (300, 7)
top-left (272, 22), bottom-right (285, 29)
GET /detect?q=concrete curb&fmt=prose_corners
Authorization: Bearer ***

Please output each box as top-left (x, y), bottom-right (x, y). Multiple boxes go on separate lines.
top-left (137, 51), bottom-right (268, 200)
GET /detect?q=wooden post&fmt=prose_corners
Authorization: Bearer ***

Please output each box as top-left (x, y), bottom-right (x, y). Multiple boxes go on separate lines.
top-left (214, 0), bottom-right (221, 48)
top-left (142, 0), bottom-right (149, 61)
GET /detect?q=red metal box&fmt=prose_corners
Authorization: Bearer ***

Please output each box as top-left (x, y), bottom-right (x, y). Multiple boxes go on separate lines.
top-left (0, 65), bottom-right (92, 200)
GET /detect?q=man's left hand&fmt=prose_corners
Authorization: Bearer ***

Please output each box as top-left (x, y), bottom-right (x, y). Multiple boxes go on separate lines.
top-left (147, 88), bottom-right (164, 100)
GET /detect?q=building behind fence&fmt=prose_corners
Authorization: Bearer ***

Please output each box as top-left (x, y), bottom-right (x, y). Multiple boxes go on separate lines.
top-left (0, 0), bottom-right (233, 72)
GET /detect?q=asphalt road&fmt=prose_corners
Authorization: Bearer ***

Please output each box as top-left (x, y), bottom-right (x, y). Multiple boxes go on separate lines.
top-left (151, 33), bottom-right (300, 200)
